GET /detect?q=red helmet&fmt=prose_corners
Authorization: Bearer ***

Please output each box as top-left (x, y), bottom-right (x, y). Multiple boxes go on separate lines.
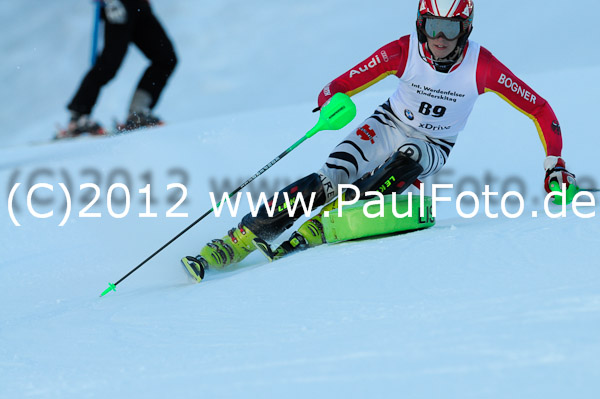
top-left (416, 0), bottom-right (474, 45)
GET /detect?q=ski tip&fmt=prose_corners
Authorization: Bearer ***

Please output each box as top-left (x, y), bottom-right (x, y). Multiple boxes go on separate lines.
top-left (181, 256), bottom-right (206, 282)
top-left (252, 238), bottom-right (276, 262)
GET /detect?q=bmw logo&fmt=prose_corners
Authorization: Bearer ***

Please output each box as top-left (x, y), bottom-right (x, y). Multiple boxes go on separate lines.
top-left (404, 109), bottom-right (414, 120)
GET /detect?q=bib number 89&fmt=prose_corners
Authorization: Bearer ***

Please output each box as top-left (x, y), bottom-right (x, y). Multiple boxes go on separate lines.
top-left (419, 102), bottom-right (446, 118)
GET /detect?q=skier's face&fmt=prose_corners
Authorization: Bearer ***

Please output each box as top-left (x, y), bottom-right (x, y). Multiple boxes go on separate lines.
top-left (426, 35), bottom-right (458, 59)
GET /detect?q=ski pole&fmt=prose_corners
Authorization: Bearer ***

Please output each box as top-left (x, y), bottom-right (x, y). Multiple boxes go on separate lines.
top-left (90, 0), bottom-right (101, 65)
top-left (100, 93), bottom-right (357, 296)
top-left (548, 183), bottom-right (600, 205)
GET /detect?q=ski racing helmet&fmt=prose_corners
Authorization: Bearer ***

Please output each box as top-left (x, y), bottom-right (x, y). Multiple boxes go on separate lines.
top-left (416, 0), bottom-right (474, 49)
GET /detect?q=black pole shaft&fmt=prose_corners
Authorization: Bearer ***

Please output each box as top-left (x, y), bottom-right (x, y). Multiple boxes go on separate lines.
top-left (112, 143), bottom-right (301, 287)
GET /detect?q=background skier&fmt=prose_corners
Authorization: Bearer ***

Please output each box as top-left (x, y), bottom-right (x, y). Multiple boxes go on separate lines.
top-left (61, 0), bottom-right (177, 138)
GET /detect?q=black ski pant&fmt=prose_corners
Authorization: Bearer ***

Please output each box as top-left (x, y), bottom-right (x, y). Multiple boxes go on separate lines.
top-left (68, 0), bottom-right (177, 115)
top-left (242, 152), bottom-right (423, 242)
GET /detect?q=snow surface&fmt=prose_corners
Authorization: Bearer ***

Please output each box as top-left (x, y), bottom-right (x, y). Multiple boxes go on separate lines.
top-left (1, 0), bottom-right (599, 398)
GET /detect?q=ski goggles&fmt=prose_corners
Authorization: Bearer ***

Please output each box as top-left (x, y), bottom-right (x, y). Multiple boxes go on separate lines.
top-left (423, 17), bottom-right (462, 40)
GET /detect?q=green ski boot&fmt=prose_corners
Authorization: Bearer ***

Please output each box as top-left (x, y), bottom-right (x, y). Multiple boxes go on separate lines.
top-left (253, 193), bottom-right (348, 261)
top-left (182, 224), bottom-right (258, 282)
top-left (254, 215), bottom-right (327, 261)
top-left (199, 224), bottom-right (258, 269)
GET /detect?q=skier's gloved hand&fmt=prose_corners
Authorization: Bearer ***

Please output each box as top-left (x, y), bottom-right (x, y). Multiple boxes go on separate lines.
top-left (104, 0), bottom-right (127, 24)
top-left (544, 156), bottom-right (577, 193)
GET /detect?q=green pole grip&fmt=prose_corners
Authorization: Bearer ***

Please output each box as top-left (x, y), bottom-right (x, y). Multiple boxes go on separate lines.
top-left (549, 181), bottom-right (579, 205)
top-left (305, 93), bottom-right (356, 139)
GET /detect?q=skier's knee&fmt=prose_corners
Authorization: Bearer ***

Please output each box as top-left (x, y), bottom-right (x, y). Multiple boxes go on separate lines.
top-left (151, 45), bottom-right (178, 76)
top-left (396, 139), bottom-right (427, 165)
top-left (241, 173), bottom-right (327, 242)
top-left (155, 54), bottom-right (177, 77)
top-left (92, 63), bottom-right (121, 84)
top-left (347, 152), bottom-right (424, 201)
top-left (397, 138), bottom-right (450, 178)
top-left (165, 51), bottom-right (178, 74)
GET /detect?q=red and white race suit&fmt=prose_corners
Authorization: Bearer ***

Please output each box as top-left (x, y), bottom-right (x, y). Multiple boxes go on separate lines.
top-left (318, 32), bottom-right (562, 157)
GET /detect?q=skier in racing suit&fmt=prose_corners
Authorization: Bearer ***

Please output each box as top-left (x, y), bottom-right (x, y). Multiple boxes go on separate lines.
top-left (182, 0), bottom-right (577, 279)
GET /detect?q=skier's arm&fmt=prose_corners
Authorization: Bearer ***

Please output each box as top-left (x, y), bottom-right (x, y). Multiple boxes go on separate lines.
top-left (476, 47), bottom-right (562, 157)
top-left (477, 48), bottom-right (578, 199)
top-left (317, 36), bottom-right (410, 108)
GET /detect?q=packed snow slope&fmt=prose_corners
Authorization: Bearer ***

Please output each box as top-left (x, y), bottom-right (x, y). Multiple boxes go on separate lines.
top-left (1, 1), bottom-right (599, 398)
